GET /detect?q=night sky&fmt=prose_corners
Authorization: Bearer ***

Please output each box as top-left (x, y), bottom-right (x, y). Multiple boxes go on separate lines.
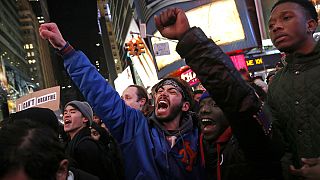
top-left (46, 0), bottom-right (105, 103)
top-left (47, 0), bottom-right (100, 58)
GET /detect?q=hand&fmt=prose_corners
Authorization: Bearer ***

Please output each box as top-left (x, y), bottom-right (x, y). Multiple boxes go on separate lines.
top-left (154, 8), bottom-right (190, 40)
top-left (39, 23), bottom-right (67, 50)
top-left (290, 157), bottom-right (320, 180)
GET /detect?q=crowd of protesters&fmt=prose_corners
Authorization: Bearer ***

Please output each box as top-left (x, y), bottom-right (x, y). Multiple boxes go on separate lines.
top-left (0, 0), bottom-right (319, 179)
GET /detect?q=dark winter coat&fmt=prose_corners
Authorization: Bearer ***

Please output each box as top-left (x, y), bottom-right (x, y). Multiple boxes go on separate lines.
top-left (267, 41), bottom-right (320, 179)
top-left (65, 127), bottom-right (109, 180)
top-left (177, 27), bottom-right (283, 179)
top-left (69, 167), bottom-right (100, 180)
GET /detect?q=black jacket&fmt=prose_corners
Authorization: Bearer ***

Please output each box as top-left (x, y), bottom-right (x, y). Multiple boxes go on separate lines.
top-left (203, 135), bottom-right (254, 179)
top-left (177, 27), bottom-right (283, 179)
top-left (65, 127), bottom-right (110, 180)
top-left (69, 167), bottom-right (100, 180)
top-left (267, 41), bottom-right (320, 179)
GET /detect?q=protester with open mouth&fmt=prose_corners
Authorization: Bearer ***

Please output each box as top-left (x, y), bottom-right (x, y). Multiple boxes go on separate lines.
top-left (199, 92), bottom-right (279, 179)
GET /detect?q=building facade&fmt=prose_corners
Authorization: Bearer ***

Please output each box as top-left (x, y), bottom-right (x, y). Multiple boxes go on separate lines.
top-left (18, 0), bottom-right (56, 89)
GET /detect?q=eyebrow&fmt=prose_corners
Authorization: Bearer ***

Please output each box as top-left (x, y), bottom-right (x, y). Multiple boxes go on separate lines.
top-left (64, 107), bottom-right (77, 112)
top-left (269, 10), bottom-right (293, 23)
top-left (168, 87), bottom-right (178, 91)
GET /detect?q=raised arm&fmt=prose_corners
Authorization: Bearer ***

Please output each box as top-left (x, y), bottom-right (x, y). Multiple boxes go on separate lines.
top-left (39, 23), bottom-right (148, 143)
top-left (155, 8), bottom-right (283, 164)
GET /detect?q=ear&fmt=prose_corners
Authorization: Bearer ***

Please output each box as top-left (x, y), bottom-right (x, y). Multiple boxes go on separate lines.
top-left (307, 19), bottom-right (318, 34)
top-left (181, 101), bottom-right (190, 112)
top-left (56, 159), bottom-right (69, 180)
top-left (138, 98), bottom-right (146, 106)
top-left (82, 116), bottom-right (89, 124)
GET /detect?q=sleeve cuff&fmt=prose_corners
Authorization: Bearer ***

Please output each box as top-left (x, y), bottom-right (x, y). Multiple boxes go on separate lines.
top-left (57, 42), bottom-right (75, 57)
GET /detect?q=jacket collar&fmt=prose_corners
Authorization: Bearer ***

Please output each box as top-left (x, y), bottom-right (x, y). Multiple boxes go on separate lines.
top-left (149, 111), bottom-right (197, 136)
top-left (286, 41), bottom-right (320, 65)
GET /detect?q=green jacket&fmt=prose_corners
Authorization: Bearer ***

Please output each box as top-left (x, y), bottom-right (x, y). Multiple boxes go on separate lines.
top-left (267, 41), bottom-right (320, 174)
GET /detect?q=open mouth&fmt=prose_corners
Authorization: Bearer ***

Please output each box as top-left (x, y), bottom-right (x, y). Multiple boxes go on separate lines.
top-left (157, 100), bottom-right (169, 110)
top-left (201, 118), bottom-right (217, 134)
top-left (64, 119), bottom-right (71, 125)
top-left (201, 118), bottom-right (216, 126)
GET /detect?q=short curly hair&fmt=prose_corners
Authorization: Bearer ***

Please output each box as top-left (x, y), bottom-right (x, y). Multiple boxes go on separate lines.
top-left (271, 0), bottom-right (318, 22)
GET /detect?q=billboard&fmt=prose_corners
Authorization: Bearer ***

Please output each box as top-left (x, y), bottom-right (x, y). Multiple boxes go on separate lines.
top-left (245, 53), bottom-right (281, 72)
top-left (15, 86), bottom-right (60, 112)
top-left (149, 0), bottom-right (259, 76)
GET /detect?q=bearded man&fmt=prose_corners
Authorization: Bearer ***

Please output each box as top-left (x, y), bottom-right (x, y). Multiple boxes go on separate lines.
top-left (40, 22), bottom-right (204, 179)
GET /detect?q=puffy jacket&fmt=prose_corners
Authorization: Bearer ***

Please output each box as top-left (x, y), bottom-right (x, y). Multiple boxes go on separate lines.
top-left (267, 41), bottom-right (320, 178)
top-left (176, 27), bottom-right (283, 179)
top-left (62, 48), bottom-right (205, 180)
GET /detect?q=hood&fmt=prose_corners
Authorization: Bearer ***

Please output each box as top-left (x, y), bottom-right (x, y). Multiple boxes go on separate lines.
top-left (148, 111), bottom-right (198, 136)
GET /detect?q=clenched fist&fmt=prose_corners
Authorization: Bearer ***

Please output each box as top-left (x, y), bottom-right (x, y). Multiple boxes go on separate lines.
top-left (154, 8), bottom-right (190, 40)
top-left (39, 23), bottom-right (66, 50)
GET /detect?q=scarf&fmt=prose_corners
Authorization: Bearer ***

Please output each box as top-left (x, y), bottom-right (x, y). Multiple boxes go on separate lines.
top-left (200, 127), bottom-right (232, 180)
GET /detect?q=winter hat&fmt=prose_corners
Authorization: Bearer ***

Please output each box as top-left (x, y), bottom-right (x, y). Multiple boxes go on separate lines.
top-left (65, 101), bottom-right (93, 126)
top-left (199, 91), bottom-right (210, 102)
top-left (10, 107), bottom-right (59, 133)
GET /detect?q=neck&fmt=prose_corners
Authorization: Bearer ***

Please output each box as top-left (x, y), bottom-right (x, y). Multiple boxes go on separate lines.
top-left (163, 114), bottom-right (182, 131)
top-left (288, 37), bottom-right (317, 55)
top-left (68, 126), bottom-right (84, 140)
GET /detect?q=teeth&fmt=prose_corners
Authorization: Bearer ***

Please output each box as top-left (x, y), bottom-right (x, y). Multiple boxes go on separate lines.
top-left (201, 119), bottom-right (211, 122)
top-left (159, 100), bottom-right (167, 104)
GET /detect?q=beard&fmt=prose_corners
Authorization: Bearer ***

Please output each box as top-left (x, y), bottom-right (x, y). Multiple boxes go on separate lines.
top-left (156, 102), bottom-right (183, 123)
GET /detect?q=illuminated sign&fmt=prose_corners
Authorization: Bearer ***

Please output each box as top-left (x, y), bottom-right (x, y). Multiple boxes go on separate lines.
top-left (246, 57), bottom-right (263, 66)
top-left (245, 53), bottom-right (281, 71)
top-left (151, 0), bottom-right (245, 71)
top-left (181, 69), bottom-right (200, 86)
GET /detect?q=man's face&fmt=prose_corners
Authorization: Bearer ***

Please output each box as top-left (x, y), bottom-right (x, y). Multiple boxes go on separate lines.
top-left (122, 86), bottom-right (144, 110)
top-left (154, 84), bottom-right (188, 122)
top-left (63, 105), bottom-right (87, 137)
top-left (193, 93), bottom-right (202, 103)
top-left (268, 2), bottom-right (310, 53)
top-left (199, 97), bottom-right (229, 141)
top-left (93, 115), bottom-right (101, 125)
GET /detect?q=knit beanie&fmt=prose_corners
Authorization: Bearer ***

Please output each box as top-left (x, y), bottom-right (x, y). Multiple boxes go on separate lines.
top-left (65, 101), bottom-right (93, 126)
top-left (199, 91), bottom-right (210, 102)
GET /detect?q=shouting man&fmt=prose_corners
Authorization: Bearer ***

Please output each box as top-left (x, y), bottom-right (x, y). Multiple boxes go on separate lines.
top-left (40, 23), bottom-right (204, 179)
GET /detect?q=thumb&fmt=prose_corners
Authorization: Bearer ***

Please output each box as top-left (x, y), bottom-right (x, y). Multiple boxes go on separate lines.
top-left (154, 15), bottom-right (164, 31)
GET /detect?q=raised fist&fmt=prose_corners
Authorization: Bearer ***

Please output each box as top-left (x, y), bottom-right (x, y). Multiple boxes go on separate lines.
top-left (154, 8), bottom-right (190, 40)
